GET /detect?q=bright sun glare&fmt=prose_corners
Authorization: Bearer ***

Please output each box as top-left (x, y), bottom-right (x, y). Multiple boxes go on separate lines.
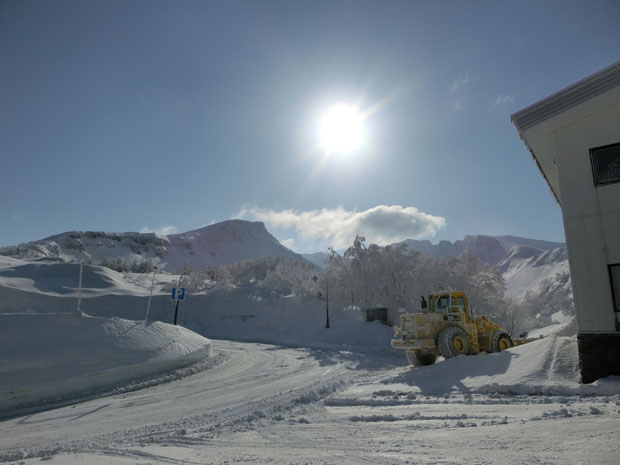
top-left (319, 104), bottom-right (364, 154)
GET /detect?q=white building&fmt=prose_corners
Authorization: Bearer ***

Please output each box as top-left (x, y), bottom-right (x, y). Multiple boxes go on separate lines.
top-left (512, 62), bottom-right (620, 383)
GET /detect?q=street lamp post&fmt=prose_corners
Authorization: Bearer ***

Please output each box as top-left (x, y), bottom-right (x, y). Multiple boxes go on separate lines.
top-left (314, 275), bottom-right (330, 329)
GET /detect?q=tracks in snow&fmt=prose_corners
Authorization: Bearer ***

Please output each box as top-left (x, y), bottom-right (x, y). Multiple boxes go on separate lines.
top-left (0, 340), bottom-right (358, 461)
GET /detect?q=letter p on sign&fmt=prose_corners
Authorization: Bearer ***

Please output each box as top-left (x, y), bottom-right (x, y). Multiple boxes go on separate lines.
top-left (171, 287), bottom-right (186, 301)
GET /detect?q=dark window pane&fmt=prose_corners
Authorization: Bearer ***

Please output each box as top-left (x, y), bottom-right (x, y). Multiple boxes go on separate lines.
top-left (610, 264), bottom-right (620, 312)
top-left (591, 143), bottom-right (620, 185)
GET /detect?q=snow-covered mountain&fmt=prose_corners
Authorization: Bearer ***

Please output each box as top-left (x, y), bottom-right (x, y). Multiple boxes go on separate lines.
top-left (0, 231), bottom-right (170, 265)
top-left (401, 235), bottom-right (571, 300)
top-left (165, 220), bottom-right (303, 270)
top-left (0, 220), bottom-right (304, 272)
top-left (401, 235), bottom-right (564, 268)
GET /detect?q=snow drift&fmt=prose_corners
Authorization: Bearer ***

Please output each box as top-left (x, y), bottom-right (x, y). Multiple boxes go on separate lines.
top-left (384, 333), bottom-right (620, 396)
top-left (0, 313), bottom-right (211, 414)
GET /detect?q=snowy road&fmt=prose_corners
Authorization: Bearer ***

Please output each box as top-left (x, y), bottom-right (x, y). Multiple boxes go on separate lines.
top-left (1, 340), bottom-right (619, 464)
top-left (0, 340), bottom-right (359, 463)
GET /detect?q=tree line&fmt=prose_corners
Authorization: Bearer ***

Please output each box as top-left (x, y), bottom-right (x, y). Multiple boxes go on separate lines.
top-left (100, 235), bottom-right (573, 336)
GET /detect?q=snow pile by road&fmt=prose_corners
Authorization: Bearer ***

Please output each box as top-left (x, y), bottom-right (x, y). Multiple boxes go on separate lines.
top-left (382, 333), bottom-right (619, 396)
top-left (0, 312), bottom-right (212, 414)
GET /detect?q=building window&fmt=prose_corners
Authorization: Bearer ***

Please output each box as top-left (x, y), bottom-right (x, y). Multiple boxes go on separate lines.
top-left (609, 264), bottom-right (620, 312)
top-left (591, 142), bottom-right (620, 186)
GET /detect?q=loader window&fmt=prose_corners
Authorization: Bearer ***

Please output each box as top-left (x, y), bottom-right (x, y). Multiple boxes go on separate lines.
top-left (437, 295), bottom-right (449, 310)
top-left (457, 297), bottom-right (465, 311)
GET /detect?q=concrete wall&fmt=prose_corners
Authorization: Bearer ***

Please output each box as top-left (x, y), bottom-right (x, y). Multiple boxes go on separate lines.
top-left (552, 100), bottom-right (620, 333)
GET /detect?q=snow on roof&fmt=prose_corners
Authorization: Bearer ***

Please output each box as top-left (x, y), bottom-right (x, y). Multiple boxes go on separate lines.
top-left (511, 61), bottom-right (620, 132)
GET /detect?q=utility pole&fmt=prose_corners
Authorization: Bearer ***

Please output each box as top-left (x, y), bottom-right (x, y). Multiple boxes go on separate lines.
top-left (145, 266), bottom-right (158, 321)
top-left (77, 247), bottom-right (84, 315)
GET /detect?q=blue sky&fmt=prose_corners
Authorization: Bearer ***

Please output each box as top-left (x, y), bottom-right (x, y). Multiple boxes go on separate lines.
top-left (1, 0), bottom-right (619, 252)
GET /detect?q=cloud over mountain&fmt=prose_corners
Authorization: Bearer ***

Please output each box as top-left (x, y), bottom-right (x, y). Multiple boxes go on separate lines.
top-left (236, 205), bottom-right (446, 250)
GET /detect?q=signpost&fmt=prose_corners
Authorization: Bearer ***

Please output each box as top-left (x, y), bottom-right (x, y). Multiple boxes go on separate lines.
top-left (171, 286), bottom-right (186, 325)
top-left (171, 287), bottom-right (186, 301)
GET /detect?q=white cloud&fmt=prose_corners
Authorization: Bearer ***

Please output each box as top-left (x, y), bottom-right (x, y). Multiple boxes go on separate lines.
top-left (280, 238), bottom-right (296, 249)
top-left (449, 73), bottom-right (470, 93)
top-left (236, 205), bottom-right (446, 251)
top-left (139, 225), bottom-right (177, 236)
top-left (452, 100), bottom-right (464, 111)
top-left (495, 94), bottom-right (515, 105)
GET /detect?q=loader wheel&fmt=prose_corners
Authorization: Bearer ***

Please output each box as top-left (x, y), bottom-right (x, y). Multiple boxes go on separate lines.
top-left (491, 331), bottom-right (513, 352)
top-left (438, 327), bottom-right (471, 358)
top-left (406, 350), bottom-right (437, 366)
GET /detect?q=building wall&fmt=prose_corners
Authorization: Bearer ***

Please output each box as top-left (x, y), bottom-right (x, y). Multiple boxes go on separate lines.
top-left (552, 100), bottom-right (620, 333)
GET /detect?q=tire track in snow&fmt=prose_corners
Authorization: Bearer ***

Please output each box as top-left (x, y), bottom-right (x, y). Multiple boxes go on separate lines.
top-left (0, 340), bottom-right (356, 461)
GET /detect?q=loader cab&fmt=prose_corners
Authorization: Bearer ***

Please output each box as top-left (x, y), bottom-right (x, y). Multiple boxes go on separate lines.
top-left (427, 292), bottom-right (470, 320)
top-left (428, 293), bottom-right (450, 313)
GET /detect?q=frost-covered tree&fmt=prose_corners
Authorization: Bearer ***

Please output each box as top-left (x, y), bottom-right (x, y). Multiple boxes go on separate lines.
top-left (320, 237), bottom-right (506, 320)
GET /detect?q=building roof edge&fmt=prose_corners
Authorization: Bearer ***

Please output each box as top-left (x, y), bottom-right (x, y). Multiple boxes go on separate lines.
top-left (511, 62), bottom-right (620, 132)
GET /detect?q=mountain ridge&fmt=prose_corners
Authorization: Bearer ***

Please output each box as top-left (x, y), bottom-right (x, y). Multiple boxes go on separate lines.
top-left (400, 235), bottom-right (570, 300)
top-left (0, 225), bottom-right (572, 304)
top-left (0, 220), bottom-right (303, 272)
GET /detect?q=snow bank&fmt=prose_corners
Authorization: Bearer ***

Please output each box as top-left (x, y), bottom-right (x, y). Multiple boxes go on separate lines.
top-left (385, 334), bottom-right (620, 396)
top-left (180, 286), bottom-right (395, 351)
top-left (0, 260), bottom-right (154, 297)
top-left (528, 314), bottom-right (576, 338)
top-left (0, 313), bottom-right (211, 413)
top-left (0, 271), bottom-right (396, 352)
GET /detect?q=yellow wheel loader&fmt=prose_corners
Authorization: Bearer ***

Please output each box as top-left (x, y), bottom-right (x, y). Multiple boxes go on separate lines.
top-left (392, 291), bottom-right (529, 366)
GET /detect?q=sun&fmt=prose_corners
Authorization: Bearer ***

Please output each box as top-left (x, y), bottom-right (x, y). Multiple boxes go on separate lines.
top-left (319, 104), bottom-right (365, 154)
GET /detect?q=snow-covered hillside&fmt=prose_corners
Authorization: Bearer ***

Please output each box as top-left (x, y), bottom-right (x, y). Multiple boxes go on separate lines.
top-left (402, 235), bottom-right (571, 301)
top-left (401, 235), bottom-right (565, 265)
top-left (0, 257), bottom-right (393, 350)
top-left (0, 225), bottom-right (570, 305)
top-left (166, 220), bottom-right (302, 270)
top-left (0, 231), bottom-right (169, 265)
top-left (0, 220), bottom-right (304, 273)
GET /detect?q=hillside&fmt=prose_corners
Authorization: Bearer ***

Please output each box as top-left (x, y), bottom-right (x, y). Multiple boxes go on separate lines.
top-left (0, 220), bottom-right (304, 273)
top-left (166, 220), bottom-right (302, 270)
top-left (401, 235), bottom-right (565, 267)
top-left (401, 235), bottom-right (571, 301)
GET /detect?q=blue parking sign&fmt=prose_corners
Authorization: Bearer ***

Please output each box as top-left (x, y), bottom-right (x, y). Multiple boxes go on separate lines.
top-left (171, 287), bottom-right (186, 301)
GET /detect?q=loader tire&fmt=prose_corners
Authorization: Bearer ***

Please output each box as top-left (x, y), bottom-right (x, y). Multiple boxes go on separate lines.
top-left (406, 350), bottom-right (437, 366)
top-left (491, 331), bottom-right (513, 352)
top-left (438, 327), bottom-right (471, 358)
